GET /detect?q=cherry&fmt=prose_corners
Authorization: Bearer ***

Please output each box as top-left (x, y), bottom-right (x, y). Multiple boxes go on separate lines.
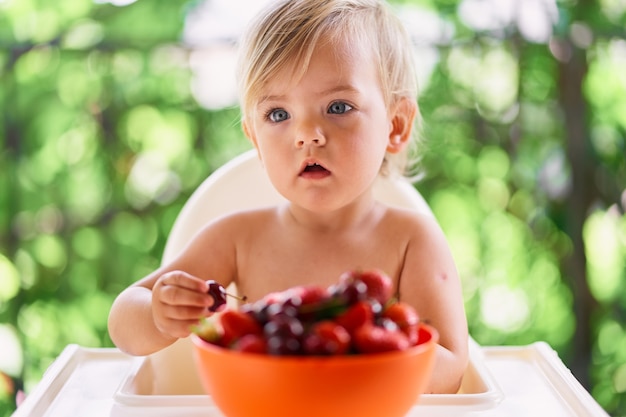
top-left (241, 300), bottom-right (270, 324)
top-left (264, 314), bottom-right (304, 355)
top-left (290, 285), bottom-right (330, 306)
top-left (340, 269), bottom-right (394, 305)
top-left (206, 280), bottom-right (248, 312)
top-left (268, 296), bottom-right (301, 319)
top-left (329, 279), bottom-right (368, 306)
top-left (207, 280), bottom-right (227, 312)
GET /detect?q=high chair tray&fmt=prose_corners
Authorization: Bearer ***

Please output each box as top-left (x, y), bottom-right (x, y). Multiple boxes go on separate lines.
top-left (12, 342), bottom-right (608, 417)
top-left (112, 338), bottom-right (502, 416)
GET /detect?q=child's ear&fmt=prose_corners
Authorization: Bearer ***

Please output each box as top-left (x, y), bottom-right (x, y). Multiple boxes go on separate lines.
top-left (242, 120), bottom-right (256, 146)
top-left (387, 97), bottom-right (417, 154)
top-left (242, 120), bottom-right (265, 164)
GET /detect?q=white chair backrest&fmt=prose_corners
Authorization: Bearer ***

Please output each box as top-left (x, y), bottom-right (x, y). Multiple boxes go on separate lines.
top-left (148, 149), bottom-right (433, 395)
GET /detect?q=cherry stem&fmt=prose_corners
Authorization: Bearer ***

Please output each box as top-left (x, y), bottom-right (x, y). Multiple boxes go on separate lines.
top-left (226, 292), bottom-right (247, 302)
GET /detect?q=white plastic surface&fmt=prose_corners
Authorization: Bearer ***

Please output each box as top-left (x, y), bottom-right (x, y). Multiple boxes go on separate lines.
top-left (11, 346), bottom-right (134, 417)
top-left (12, 342), bottom-right (610, 417)
top-left (112, 339), bottom-right (502, 416)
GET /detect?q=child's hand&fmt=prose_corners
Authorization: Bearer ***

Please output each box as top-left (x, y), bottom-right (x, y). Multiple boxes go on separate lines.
top-left (151, 271), bottom-right (214, 339)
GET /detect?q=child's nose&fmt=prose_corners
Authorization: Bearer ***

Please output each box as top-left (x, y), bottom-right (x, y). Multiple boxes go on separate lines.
top-left (296, 136), bottom-right (325, 148)
top-left (294, 121), bottom-right (326, 148)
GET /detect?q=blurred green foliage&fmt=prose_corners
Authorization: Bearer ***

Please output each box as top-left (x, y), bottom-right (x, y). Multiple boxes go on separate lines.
top-left (1, 0), bottom-right (625, 416)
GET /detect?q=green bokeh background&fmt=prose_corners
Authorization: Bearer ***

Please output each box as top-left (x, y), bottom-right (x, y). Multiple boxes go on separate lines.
top-left (1, 0), bottom-right (625, 415)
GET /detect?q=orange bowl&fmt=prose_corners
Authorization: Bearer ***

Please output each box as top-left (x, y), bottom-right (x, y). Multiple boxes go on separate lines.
top-left (192, 323), bottom-right (438, 417)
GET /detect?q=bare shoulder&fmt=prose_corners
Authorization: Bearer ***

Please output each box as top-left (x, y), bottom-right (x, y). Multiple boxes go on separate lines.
top-left (382, 205), bottom-right (461, 300)
top-left (199, 207), bottom-right (279, 236)
top-left (164, 207), bottom-right (280, 283)
top-left (382, 206), bottom-right (455, 275)
top-left (380, 205), bottom-right (443, 241)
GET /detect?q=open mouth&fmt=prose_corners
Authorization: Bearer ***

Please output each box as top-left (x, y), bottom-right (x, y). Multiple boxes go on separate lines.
top-left (303, 163), bottom-right (328, 173)
top-left (300, 162), bottom-right (331, 178)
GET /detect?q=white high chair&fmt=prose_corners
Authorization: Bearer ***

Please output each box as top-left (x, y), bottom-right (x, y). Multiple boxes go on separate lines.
top-left (148, 148), bottom-right (435, 395)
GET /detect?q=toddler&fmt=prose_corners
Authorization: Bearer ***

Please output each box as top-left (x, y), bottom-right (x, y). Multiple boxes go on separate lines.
top-left (108, 0), bottom-right (468, 394)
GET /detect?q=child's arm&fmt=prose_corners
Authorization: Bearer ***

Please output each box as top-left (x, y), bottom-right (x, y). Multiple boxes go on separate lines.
top-left (398, 213), bottom-right (469, 394)
top-left (108, 219), bottom-right (238, 356)
top-left (108, 269), bottom-right (214, 356)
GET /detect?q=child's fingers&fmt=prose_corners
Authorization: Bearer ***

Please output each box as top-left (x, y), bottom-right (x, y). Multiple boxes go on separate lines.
top-left (157, 284), bottom-right (212, 308)
top-left (160, 304), bottom-right (208, 321)
top-left (158, 270), bottom-right (209, 292)
top-left (154, 273), bottom-right (212, 308)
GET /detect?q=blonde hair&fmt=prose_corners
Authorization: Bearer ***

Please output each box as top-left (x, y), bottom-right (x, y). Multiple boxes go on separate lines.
top-left (236, 0), bottom-right (421, 176)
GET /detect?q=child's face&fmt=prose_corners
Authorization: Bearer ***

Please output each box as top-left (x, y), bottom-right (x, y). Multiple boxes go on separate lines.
top-left (244, 40), bottom-right (402, 213)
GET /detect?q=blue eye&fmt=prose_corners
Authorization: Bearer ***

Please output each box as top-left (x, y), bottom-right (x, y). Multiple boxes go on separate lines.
top-left (267, 108), bottom-right (289, 122)
top-left (328, 101), bottom-right (352, 114)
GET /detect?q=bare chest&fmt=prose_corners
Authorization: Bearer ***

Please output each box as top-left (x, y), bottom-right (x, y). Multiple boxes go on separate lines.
top-left (235, 231), bottom-right (404, 302)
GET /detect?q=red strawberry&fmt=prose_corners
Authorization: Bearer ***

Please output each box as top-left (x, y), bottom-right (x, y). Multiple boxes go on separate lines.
top-left (353, 324), bottom-right (410, 353)
top-left (340, 269), bottom-right (394, 305)
top-left (382, 302), bottom-right (419, 326)
top-left (382, 302), bottom-right (420, 345)
top-left (335, 300), bottom-right (374, 334)
top-left (404, 325), bottom-right (420, 346)
top-left (220, 310), bottom-right (263, 346)
top-left (232, 334), bottom-right (267, 353)
top-left (302, 321), bottom-right (351, 355)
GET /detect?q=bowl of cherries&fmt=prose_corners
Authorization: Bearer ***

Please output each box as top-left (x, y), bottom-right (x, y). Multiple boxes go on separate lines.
top-left (191, 269), bottom-right (438, 417)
